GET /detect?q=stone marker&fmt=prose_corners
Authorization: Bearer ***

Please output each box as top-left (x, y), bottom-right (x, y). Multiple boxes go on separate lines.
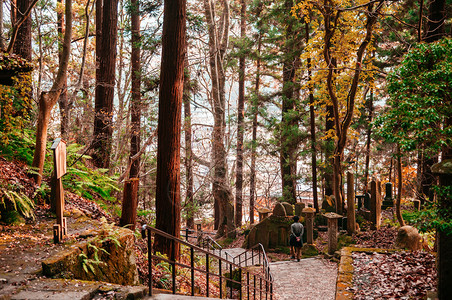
top-left (272, 202), bottom-right (287, 216)
top-left (324, 212), bottom-right (342, 255)
top-left (370, 180), bottom-right (381, 230)
top-left (294, 202), bottom-right (305, 216)
top-left (303, 207), bottom-right (316, 244)
top-left (51, 138), bottom-right (67, 243)
top-left (281, 202), bottom-right (294, 216)
top-left (257, 207), bottom-right (272, 222)
top-left (413, 199), bottom-right (421, 210)
top-left (346, 172), bottom-right (356, 235)
top-left (382, 182), bottom-right (394, 209)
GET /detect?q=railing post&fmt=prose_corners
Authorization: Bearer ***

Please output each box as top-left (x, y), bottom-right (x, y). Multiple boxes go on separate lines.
top-left (148, 229), bottom-right (153, 296)
top-left (253, 274), bottom-right (256, 300)
top-left (247, 272), bottom-right (250, 300)
top-left (219, 260), bottom-right (223, 299)
top-left (260, 277), bottom-right (262, 299)
top-left (229, 263), bottom-right (233, 299)
top-left (191, 247), bottom-right (195, 296)
top-left (239, 268), bottom-right (242, 299)
top-left (186, 228), bottom-right (189, 241)
top-left (206, 253), bottom-right (210, 298)
top-left (172, 240), bottom-right (176, 294)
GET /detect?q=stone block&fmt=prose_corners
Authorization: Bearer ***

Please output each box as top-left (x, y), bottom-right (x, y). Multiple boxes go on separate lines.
top-left (281, 202), bottom-right (294, 216)
top-left (272, 202), bottom-right (287, 216)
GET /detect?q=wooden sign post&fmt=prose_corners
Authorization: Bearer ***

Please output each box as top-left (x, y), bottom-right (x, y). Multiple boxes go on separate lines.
top-left (51, 138), bottom-right (67, 243)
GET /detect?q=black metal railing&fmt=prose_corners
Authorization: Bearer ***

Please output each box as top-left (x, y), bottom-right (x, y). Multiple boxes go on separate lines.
top-left (142, 225), bottom-right (273, 299)
top-left (231, 244), bottom-right (272, 282)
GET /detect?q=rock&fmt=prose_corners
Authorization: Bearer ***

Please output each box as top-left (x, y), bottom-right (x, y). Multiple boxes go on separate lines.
top-left (394, 225), bottom-right (422, 251)
top-left (272, 203), bottom-right (287, 216)
top-left (42, 226), bottom-right (139, 285)
top-left (281, 202), bottom-right (294, 216)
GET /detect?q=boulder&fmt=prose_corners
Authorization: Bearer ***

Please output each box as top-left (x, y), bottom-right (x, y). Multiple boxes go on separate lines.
top-left (272, 203), bottom-right (287, 216)
top-left (281, 202), bottom-right (294, 216)
top-left (394, 225), bottom-right (422, 251)
top-left (42, 226), bottom-right (139, 285)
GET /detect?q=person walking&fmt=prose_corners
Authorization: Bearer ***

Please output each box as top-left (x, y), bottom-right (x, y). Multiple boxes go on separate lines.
top-left (289, 215), bottom-right (304, 261)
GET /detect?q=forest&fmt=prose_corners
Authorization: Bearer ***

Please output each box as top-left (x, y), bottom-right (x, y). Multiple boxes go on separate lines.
top-left (0, 0), bottom-right (451, 299)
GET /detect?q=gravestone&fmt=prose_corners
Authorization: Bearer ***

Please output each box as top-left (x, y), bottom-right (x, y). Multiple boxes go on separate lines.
top-left (294, 202), bottom-right (305, 216)
top-left (324, 213), bottom-right (342, 255)
top-left (257, 207), bottom-right (271, 222)
top-left (346, 172), bottom-right (356, 235)
top-left (51, 138), bottom-right (67, 243)
top-left (273, 202), bottom-right (287, 216)
top-left (382, 182), bottom-right (394, 209)
top-left (370, 180), bottom-right (381, 230)
top-left (281, 202), bottom-right (294, 216)
top-left (303, 207), bottom-right (316, 244)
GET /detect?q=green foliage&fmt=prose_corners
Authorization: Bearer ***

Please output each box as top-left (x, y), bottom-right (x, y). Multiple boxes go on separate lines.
top-left (62, 144), bottom-right (120, 215)
top-left (78, 218), bottom-right (122, 274)
top-left (0, 72), bottom-right (33, 144)
top-left (0, 126), bottom-right (35, 165)
top-left (375, 38), bottom-right (452, 155)
top-left (0, 183), bottom-right (35, 222)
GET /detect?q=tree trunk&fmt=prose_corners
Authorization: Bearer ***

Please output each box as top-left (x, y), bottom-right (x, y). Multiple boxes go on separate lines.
top-left (324, 104), bottom-right (334, 197)
top-left (203, 0), bottom-right (235, 238)
top-left (280, 0), bottom-right (299, 204)
top-left (396, 144), bottom-right (405, 226)
top-left (32, 0), bottom-right (72, 186)
top-left (154, 0), bottom-right (186, 259)
top-left (322, 2), bottom-right (383, 214)
top-left (57, 0), bottom-right (69, 139)
top-left (184, 36), bottom-right (194, 229)
top-left (235, 0), bottom-right (246, 227)
top-left (13, 0), bottom-right (32, 60)
top-left (249, 32), bottom-right (261, 225)
top-left (306, 22), bottom-right (319, 212)
top-left (92, 0), bottom-right (118, 169)
top-left (363, 89), bottom-right (373, 192)
top-left (129, 0), bottom-right (141, 178)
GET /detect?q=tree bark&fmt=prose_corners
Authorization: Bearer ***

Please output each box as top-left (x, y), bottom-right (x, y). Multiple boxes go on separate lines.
top-left (57, 0), bottom-right (69, 139)
top-left (184, 35), bottom-right (194, 229)
top-left (306, 22), bottom-right (319, 212)
top-left (154, 0), bottom-right (186, 259)
top-left (396, 144), bottom-right (405, 226)
top-left (322, 1), bottom-right (383, 214)
top-left (363, 89), bottom-right (373, 192)
top-left (92, 0), bottom-right (119, 168)
top-left (235, 0), bottom-right (246, 227)
top-left (203, 0), bottom-right (235, 238)
top-left (279, 0), bottom-right (299, 204)
top-left (249, 32), bottom-right (261, 225)
top-left (32, 0), bottom-right (72, 185)
top-left (129, 0), bottom-right (141, 178)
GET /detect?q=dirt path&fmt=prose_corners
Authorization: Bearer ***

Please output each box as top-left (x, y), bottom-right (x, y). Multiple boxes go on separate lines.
top-left (270, 257), bottom-right (337, 300)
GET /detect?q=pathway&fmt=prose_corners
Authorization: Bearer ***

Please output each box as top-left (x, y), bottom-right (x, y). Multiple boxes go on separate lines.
top-left (270, 257), bottom-right (337, 300)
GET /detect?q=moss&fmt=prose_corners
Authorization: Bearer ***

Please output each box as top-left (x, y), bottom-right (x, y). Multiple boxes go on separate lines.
top-left (337, 234), bottom-right (354, 250)
top-left (301, 244), bottom-right (318, 258)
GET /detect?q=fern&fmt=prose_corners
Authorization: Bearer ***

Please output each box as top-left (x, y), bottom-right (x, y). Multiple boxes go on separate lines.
top-left (0, 185), bottom-right (35, 220)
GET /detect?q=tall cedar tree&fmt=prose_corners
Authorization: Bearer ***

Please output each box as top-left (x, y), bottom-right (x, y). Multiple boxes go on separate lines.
top-left (32, 0), bottom-right (71, 185)
top-left (92, 0), bottom-right (119, 168)
top-left (57, 0), bottom-right (69, 139)
top-left (204, 0), bottom-right (236, 237)
top-left (154, 0), bottom-right (186, 258)
top-left (280, 0), bottom-right (301, 204)
top-left (130, 0), bottom-right (141, 179)
top-left (184, 38), bottom-right (194, 229)
top-left (235, 0), bottom-right (246, 227)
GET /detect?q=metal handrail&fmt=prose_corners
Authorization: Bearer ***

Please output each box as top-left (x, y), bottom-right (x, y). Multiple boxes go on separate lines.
top-left (231, 243), bottom-right (273, 282)
top-left (142, 225), bottom-right (273, 299)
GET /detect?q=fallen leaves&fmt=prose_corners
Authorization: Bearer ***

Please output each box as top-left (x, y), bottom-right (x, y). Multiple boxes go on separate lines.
top-left (349, 251), bottom-right (436, 299)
